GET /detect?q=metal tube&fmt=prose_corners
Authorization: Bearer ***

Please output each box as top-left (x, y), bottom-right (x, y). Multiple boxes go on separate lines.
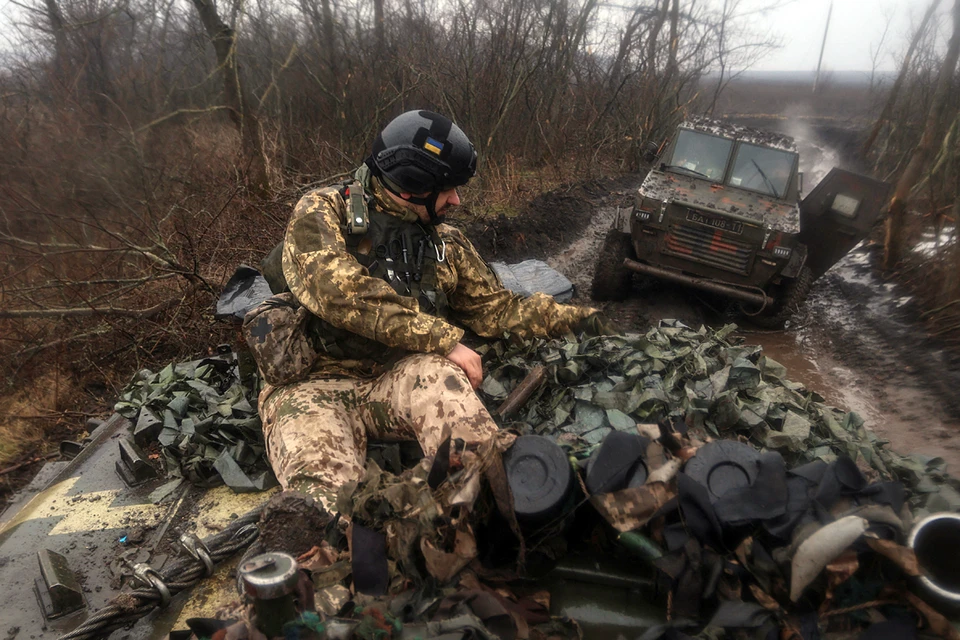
top-left (908, 512), bottom-right (960, 604)
top-left (496, 366), bottom-right (547, 419)
top-left (549, 561), bottom-right (656, 590)
top-left (622, 259), bottom-right (772, 307)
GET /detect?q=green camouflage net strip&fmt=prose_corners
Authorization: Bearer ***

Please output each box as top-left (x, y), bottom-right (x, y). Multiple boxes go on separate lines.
top-left (476, 320), bottom-right (960, 516)
top-left (115, 356), bottom-right (276, 492)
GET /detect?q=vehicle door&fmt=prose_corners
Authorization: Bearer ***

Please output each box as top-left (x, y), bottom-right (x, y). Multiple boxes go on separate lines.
top-left (798, 168), bottom-right (892, 279)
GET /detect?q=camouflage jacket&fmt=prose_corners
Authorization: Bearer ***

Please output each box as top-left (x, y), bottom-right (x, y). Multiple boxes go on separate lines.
top-left (280, 168), bottom-right (595, 378)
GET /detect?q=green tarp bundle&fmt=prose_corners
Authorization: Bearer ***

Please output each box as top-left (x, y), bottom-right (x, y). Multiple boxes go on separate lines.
top-left (476, 320), bottom-right (960, 515)
top-left (115, 355), bottom-right (276, 492)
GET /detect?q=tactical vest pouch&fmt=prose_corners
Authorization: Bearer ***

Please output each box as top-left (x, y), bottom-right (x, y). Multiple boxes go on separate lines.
top-left (242, 293), bottom-right (318, 386)
top-left (344, 181), bottom-right (369, 235)
top-left (260, 241), bottom-right (288, 294)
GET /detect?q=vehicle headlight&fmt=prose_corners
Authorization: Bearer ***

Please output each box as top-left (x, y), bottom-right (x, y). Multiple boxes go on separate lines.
top-left (635, 209), bottom-right (652, 221)
top-left (773, 246), bottom-right (791, 259)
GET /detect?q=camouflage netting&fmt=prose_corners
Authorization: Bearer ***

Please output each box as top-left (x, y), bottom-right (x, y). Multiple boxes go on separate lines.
top-left (463, 321), bottom-right (960, 638)
top-left (140, 322), bottom-right (960, 639)
top-left (476, 320), bottom-right (960, 515)
top-left (114, 355), bottom-right (276, 492)
top-left (112, 320), bottom-right (960, 509)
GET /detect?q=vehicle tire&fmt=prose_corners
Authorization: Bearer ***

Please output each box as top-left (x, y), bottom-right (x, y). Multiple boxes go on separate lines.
top-left (591, 230), bottom-right (634, 301)
top-left (744, 266), bottom-right (813, 329)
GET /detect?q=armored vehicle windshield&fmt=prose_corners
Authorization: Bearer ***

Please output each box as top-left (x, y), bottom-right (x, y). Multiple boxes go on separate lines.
top-left (665, 127), bottom-right (798, 200)
top-left (728, 142), bottom-right (796, 198)
top-left (667, 129), bottom-right (732, 180)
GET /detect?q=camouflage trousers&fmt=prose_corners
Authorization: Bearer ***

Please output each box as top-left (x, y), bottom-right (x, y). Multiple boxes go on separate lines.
top-left (258, 353), bottom-right (500, 512)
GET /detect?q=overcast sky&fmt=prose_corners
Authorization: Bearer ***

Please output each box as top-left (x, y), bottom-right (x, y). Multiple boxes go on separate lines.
top-left (749, 0), bottom-right (942, 72)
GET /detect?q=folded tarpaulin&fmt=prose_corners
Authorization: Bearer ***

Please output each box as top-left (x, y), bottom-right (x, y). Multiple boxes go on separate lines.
top-left (491, 259), bottom-right (574, 302)
top-left (215, 265), bottom-right (274, 322)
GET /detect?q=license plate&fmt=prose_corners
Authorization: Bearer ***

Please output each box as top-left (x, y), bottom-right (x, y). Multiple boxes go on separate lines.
top-left (686, 210), bottom-right (743, 234)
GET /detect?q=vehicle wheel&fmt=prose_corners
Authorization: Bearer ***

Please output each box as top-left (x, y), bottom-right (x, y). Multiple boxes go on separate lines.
top-left (744, 266), bottom-right (813, 329)
top-left (591, 230), bottom-right (634, 301)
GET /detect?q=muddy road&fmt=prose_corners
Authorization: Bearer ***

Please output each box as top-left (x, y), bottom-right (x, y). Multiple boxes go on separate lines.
top-left (470, 120), bottom-right (960, 474)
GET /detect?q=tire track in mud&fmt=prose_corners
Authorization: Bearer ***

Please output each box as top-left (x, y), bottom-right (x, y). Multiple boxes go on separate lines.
top-left (792, 251), bottom-right (960, 470)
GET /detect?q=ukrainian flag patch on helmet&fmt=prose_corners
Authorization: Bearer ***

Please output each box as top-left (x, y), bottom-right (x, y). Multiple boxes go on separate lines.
top-left (424, 137), bottom-right (443, 155)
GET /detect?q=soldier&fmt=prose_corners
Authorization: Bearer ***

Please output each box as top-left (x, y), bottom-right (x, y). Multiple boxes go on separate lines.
top-left (249, 110), bottom-right (613, 512)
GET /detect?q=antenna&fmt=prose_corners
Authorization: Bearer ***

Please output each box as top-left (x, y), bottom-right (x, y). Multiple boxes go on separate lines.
top-left (813, 1), bottom-right (834, 93)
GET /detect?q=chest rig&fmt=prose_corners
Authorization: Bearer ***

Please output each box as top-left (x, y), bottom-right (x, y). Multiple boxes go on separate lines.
top-left (339, 181), bottom-right (449, 319)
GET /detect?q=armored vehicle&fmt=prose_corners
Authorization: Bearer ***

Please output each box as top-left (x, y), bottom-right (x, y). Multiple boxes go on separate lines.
top-left (592, 118), bottom-right (891, 327)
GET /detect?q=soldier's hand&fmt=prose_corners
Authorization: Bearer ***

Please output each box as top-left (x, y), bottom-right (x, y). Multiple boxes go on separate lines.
top-left (446, 342), bottom-right (483, 389)
top-left (573, 312), bottom-right (620, 337)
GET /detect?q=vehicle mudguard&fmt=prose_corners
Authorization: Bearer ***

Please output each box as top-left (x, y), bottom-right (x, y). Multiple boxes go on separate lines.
top-left (799, 169), bottom-right (892, 279)
top-left (614, 206), bottom-right (632, 234)
top-left (780, 244), bottom-right (808, 279)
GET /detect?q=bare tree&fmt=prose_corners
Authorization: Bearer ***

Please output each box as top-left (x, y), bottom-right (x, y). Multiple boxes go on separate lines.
top-left (883, 0), bottom-right (960, 270)
top-left (648, 0), bottom-right (670, 75)
top-left (42, 0), bottom-right (70, 76)
top-left (706, 0), bottom-right (729, 116)
top-left (862, 0), bottom-right (942, 157)
top-left (868, 5), bottom-right (895, 92)
top-left (190, 0), bottom-right (271, 193)
top-left (705, 0), bottom-right (781, 116)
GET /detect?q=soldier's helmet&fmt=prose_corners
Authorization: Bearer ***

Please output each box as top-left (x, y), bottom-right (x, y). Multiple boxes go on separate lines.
top-left (368, 110), bottom-right (477, 196)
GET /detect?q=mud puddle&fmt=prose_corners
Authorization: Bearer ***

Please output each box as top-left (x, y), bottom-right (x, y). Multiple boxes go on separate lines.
top-left (744, 319), bottom-right (960, 471)
top-left (744, 331), bottom-right (849, 410)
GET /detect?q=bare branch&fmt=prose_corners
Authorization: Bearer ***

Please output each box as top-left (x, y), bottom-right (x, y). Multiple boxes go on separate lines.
top-left (0, 299), bottom-right (179, 319)
top-left (134, 106), bottom-right (235, 134)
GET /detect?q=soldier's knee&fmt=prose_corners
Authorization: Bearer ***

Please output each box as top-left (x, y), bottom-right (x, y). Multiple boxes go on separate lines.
top-left (397, 352), bottom-right (458, 374)
top-left (396, 353), bottom-right (471, 390)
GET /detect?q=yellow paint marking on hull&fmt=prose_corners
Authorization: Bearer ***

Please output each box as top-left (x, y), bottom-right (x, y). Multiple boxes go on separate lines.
top-left (51, 491), bottom-right (169, 536)
top-left (173, 560), bottom-right (242, 623)
top-left (1, 476), bottom-right (169, 539)
top-left (191, 485), bottom-right (278, 539)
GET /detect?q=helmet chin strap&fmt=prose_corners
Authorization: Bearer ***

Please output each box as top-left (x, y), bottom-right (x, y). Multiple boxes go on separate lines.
top-left (405, 192), bottom-right (442, 225)
top-left (367, 163), bottom-right (444, 225)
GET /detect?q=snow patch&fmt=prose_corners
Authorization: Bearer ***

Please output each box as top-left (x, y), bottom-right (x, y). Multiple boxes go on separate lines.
top-left (912, 227), bottom-right (956, 257)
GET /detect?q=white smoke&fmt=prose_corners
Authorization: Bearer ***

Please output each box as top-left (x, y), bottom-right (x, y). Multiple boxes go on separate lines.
top-left (782, 104), bottom-right (840, 188)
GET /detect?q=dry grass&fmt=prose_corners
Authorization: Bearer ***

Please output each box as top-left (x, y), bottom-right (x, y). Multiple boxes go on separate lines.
top-left (0, 112), bottom-right (275, 481)
top-left (463, 154), bottom-right (613, 221)
top-left (0, 370), bottom-right (78, 467)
